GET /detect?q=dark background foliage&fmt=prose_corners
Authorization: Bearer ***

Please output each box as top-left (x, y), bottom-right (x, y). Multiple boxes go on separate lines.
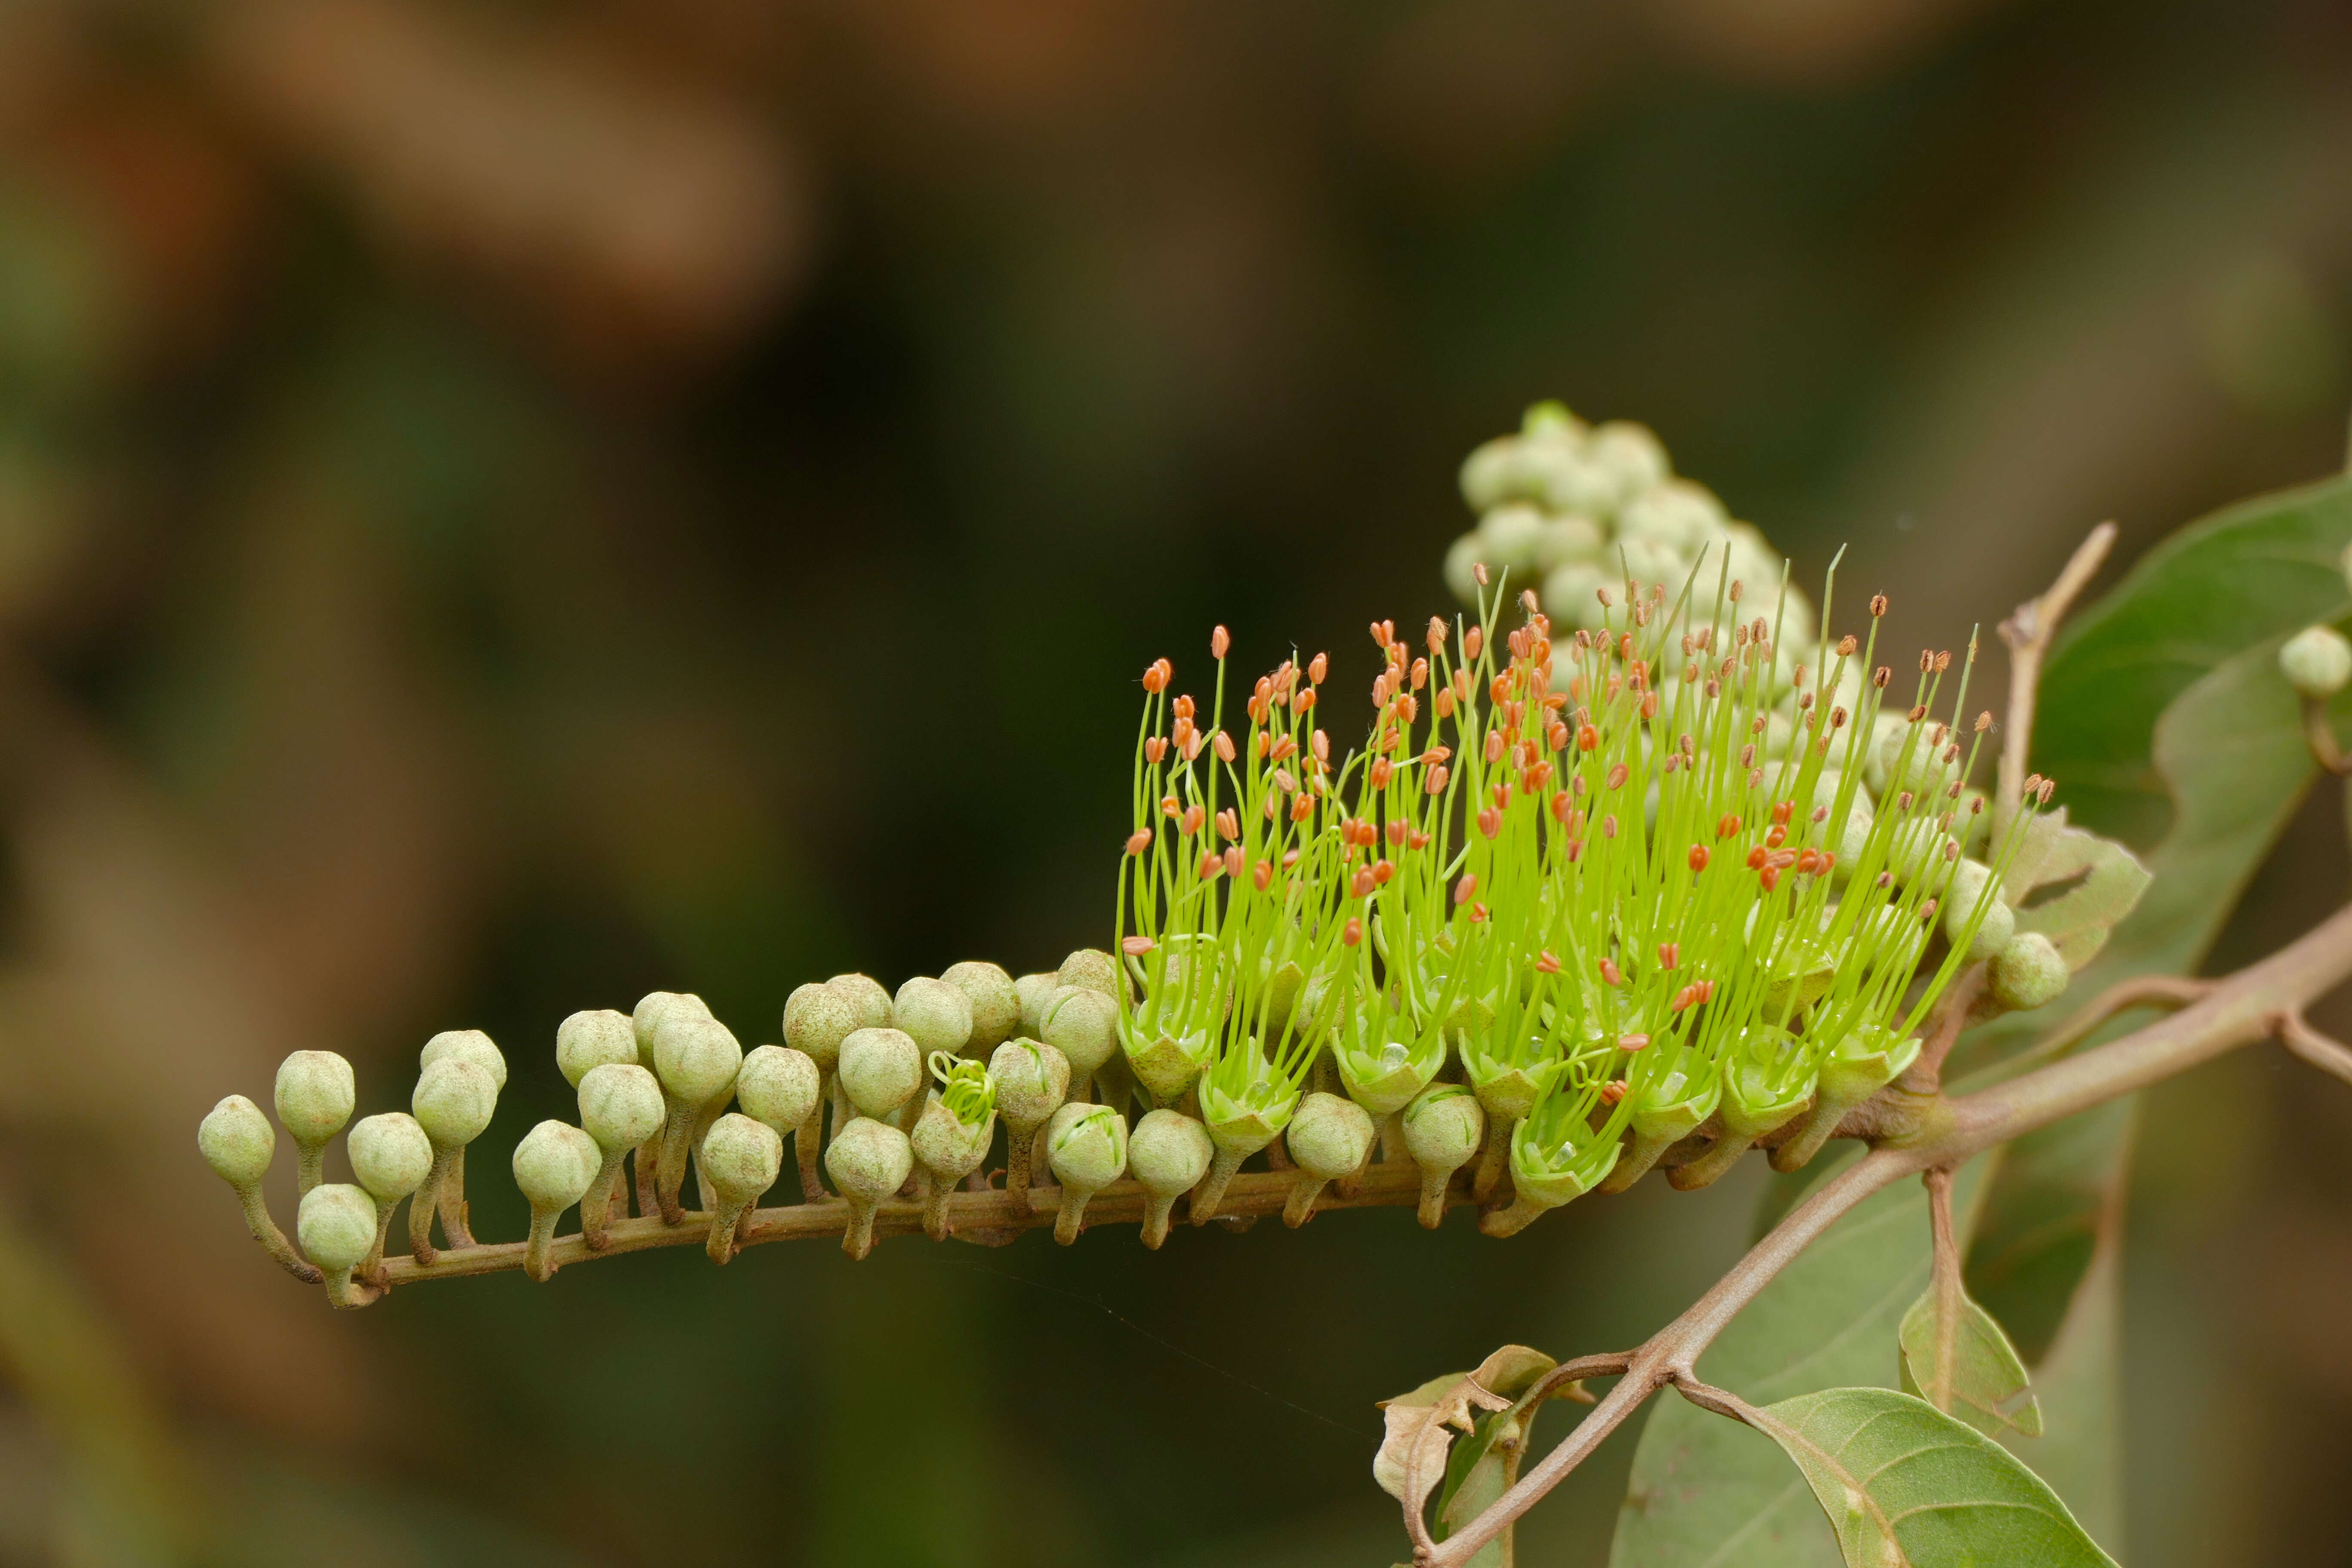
top-left (1, 1), bottom-right (2349, 1563)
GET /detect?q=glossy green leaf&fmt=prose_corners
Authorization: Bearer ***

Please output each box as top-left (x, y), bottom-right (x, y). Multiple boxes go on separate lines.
top-left (1610, 1157), bottom-right (1988, 1566)
top-left (1898, 1283), bottom-right (2042, 1439)
top-left (1748, 1387), bottom-right (2118, 1568)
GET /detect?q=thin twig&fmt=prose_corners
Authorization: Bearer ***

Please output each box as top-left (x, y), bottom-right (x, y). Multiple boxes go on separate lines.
top-left (2298, 694), bottom-right (2352, 776)
top-left (1969, 973), bottom-right (2214, 1084)
top-left (1995, 522), bottom-right (2116, 842)
top-left (1424, 898), bottom-right (2352, 1566)
top-left (2277, 1008), bottom-right (2352, 1086)
top-left (1922, 1167), bottom-right (1960, 1416)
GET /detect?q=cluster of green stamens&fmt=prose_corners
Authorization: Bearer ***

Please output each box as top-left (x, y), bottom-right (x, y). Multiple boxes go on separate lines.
top-left (1118, 560), bottom-right (2046, 1234)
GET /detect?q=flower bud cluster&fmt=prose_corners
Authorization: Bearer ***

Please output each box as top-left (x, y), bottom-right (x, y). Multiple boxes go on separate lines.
top-left (1448, 402), bottom-right (1813, 655)
top-left (197, 417), bottom-right (2082, 1298)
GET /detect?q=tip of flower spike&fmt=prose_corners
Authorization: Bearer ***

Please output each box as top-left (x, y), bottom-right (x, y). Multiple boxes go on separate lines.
top-left (1618, 1033), bottom-right (1649, 1050)
top-left (1211, 625), bottom-right (1230, 658)
top-left (1143, 658), bottom-right (1172, 693)
top-left (1122, 936), bottom-right (1154, 956)
top-left (1309, 652), bottom-right (1329, 685)
top-left (1125, 830), bottom-right (1151, 856)
top-left (1343, 917), bottom-right (1363, 946)
top-left (1600, 1081), bottom-right (1627, 1105)
top-left (1427, 616), bottom-right (1448, 652)
top-left (1870, 594), bottom-right (1889, 617)
top-left (1536, 950), bottom-right (1561, 974)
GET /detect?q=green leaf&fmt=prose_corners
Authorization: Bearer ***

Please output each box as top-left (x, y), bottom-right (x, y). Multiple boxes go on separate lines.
top-left (1609, 1157), bottom-right (1990, 1566)
top-left (1998, 810), bottom-right (2150, 974)
top-left (1747, 1387), bottom-right (2118, 1568)
top-left (1897, 1283), bottom-right (2042, 1439)
top-left (1961, 1097), bottom-right (2134, 1546)
top-left (2028, 471), bottom-right (2352, 853)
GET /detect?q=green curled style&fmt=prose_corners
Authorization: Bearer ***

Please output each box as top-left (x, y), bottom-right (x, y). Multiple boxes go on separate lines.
top-left (931, 1050), bottom-right (996, 1127)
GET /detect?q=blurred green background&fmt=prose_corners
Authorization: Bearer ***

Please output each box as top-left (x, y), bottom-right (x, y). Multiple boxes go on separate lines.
top-left (2, 1), bottom-right (2350, 1564)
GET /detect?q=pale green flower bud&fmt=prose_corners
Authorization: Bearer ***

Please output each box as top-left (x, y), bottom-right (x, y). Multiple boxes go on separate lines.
top-left (580, 1063), bottom-right (666, 1153)
top-left (1041, 985), bottom-right (1118, 1088)
top-left (1865, 716), bottom-right (1958, 802)
top-left (1990, 931), bottom-right (2069, 1012)
top-left (893, 977), bottom-right (974, 1058)
top-left (274, 1050), bottom-right (355, 1196)
top-left (1402, 1085), bottom-right (1485, 1228)
top-left (632, 991), bottom-right (711, 1068)
top-left (1584, 420), bottom-right (1670, 496)
top-left (1887, 818), bottom-right (1958, 887)
top-left (407, 1057), bottom-right (497, 1264)
top-left (1045, 1102), bottom-right (1129, 1244)
top-left (577, 1063), bottom-right (664, 1248)
top-left (1057, 947), bottom-right (1128, 1004)
top-left (1950, 785), bottom-right (1990, 852)
top-left (1128, 1109), bottom-right (1213, 1248)
top-left (346, 1113), bottom-right (432, 1281)
top-left (513, 1121), bottom-right (600, 1281)
top-left (1615, 534), bottom-right (1686, 593)
top-left (1476, 504), bottom-right (1545, 571)
top-left (298, 1183), bottom-right (380, 1306)
top-left (1942, 859), bottom-right (2015, 962)
top-left (1014, 973), bottom-right (1059, 1037)
top-left (201, 1093), bottom-right (276, 1188)
top-left (1458, 436), bottom-right (1526, 512)
top-left (2280, 624), bottom-right (2352, 699)
top-left (201, 1094), bottom-right (317, 1283)
top-left (698, 1112), bottom-right (783, 1264)
top-left (420, 1029), bottom-right (507, 1091)
top-left (943, 961), bottom-right (1021, 1052)
top-left (736, 1046), bottom-right (820, 1136)
top-left (778, 983), bottom-right (855, 1078)
top-left (1528, 448), bottom-right (1617, 514)
top-left (1532, 515), bottom-right (1605, 573)
top-left (826, 1115), bottom-right (913, 1259)
top-left (1542, 562), bottom-right (1612, 632)
top-left (513, 1121), bottom-right (600, 1209)
top-left (1618, 479), bottom-right (1726, 552)
top-left (1282, 1092), bottom-right (1375, 1227)
top-left (989, 1038), bottom-right (1070, 1205)
top-left (652, 1014), bottom-right (740, 1105)
top-left (826, 973), bottom-right (895, 1032)
top-left (838, 1026), bottom-right (922, 1121)
top-left (412, 1057), bottom-right (497, 1147)
top-left (348, 1112), bottom-right (432, 1203)
top-left (556, 1010), bottom-right (637, 1088)
top-left (649, 1014), bottom-right (741, 1225)
top-left (1444, 532), bottom-right (1486, 607)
